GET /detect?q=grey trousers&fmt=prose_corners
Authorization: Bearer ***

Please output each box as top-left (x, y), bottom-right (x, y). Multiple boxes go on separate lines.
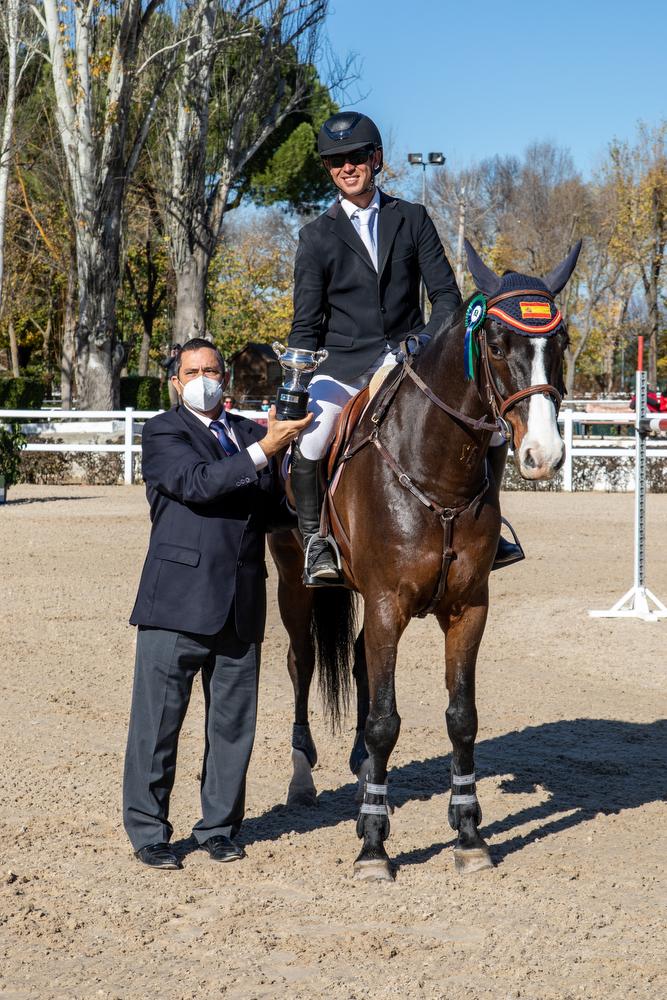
top-left (122, 617), bottom-right (260, 852)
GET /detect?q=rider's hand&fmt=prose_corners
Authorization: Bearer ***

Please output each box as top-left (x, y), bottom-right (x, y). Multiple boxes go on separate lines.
top-left (258, 406), bottom-right (313, 459)
top-left (392, 333), bottom-right (430, 363)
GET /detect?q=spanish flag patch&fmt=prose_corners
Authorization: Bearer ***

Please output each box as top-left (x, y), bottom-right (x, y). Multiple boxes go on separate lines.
top-left (520, 301), bottom-right (552, 319)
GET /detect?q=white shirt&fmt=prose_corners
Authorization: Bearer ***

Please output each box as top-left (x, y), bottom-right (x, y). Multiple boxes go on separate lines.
top-left (340, 188), bottom-right (380, 269)
top-left (184, 403), bottom-right (268, 470)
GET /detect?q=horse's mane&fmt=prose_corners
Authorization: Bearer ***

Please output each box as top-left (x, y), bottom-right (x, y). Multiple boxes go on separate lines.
top-left (416, 293), bottom-right (474, 366)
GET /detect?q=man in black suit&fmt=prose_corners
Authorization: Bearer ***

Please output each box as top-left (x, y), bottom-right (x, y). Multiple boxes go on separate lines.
top-left (123, 338), bottom-right (310, 870)
top-left (288, 111), bottom-right (523, 585)
top-left (287, 111), bottom-right (462, 585)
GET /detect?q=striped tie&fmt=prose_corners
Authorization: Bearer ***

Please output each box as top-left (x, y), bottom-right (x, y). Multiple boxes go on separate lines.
top-left (210, 419), bottom-right (238, 456)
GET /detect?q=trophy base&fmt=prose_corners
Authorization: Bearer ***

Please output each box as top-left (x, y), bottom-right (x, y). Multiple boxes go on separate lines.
top-left (276, 386), bottom-right (309, 421)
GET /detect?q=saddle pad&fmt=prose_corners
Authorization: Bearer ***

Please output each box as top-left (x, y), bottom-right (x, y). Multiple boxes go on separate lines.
top-left (369, 364), bottom-right (392, 398)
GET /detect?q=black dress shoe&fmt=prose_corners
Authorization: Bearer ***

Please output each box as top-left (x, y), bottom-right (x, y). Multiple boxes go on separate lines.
top-left (135, 842), bottom-right (182, 870)
top-left (201, 835), bottom-right (245, 863)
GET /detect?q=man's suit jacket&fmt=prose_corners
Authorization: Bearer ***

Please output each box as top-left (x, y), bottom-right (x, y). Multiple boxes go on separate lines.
top-left (288, 191), bottom-right (461, 381)
top-left (130, 405), bottom-right (279, 643)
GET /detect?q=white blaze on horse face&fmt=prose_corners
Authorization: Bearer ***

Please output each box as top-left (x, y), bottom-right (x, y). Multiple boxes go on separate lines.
top-left (517, 338), bottom-right (565, 479)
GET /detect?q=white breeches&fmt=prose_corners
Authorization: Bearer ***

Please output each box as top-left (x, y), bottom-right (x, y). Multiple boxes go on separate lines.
top-left (298, 348), bottom-right (398, 461)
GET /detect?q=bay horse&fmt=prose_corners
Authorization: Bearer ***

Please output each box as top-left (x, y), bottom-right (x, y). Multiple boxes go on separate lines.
top-left (268, 240), bottom-right (581, 880)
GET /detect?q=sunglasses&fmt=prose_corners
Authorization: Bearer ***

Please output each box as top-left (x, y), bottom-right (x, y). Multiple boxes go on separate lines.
top-left (326, 148), bottom-right (373, 169)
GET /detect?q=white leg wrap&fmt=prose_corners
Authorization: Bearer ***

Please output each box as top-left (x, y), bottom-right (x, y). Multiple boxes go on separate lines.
top-left (451, 772), bottom-right (476, 785)
top-left (365, 782), bottom-right (388, 795)
top-left (450, 794), bottom-right (478, 806)
top-left (360, 802), bottom-right (389, 815)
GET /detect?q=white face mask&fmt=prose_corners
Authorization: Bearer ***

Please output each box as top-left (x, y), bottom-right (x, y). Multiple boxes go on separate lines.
top-left (180, 375), bottom-right (223, 413)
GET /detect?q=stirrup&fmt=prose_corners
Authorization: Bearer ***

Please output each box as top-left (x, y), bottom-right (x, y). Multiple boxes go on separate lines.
top-left (302, 534), bottom-right (344, 588)
top-left (492, 517), bottom-right (525, 571)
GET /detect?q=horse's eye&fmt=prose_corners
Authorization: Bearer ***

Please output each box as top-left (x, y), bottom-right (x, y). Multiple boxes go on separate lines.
top-left (488, 344), bottom-right (504, 359)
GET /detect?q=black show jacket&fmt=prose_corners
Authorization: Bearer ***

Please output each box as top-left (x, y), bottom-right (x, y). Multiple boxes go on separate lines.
top-left (288, 191), bottom-right (461, 381)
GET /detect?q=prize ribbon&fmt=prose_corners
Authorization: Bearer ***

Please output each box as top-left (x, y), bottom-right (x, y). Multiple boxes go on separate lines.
top-left (464, 294), bottom-right (486, 381)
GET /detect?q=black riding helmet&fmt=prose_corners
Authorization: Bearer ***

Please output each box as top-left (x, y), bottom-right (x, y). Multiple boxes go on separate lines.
top-left (317, 112), bottom-right (383, 173)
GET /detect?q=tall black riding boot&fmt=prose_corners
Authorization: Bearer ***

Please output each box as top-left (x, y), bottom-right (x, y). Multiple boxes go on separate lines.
top-left (291, 445), bottom-right (342, 587)
top-left (488, 442), bottom-right (525, 571)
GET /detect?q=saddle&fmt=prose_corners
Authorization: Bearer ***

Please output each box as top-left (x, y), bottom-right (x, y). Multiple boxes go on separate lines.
top-left (281, 368), bottom-right (394, 583)
top-left (326, 366), bottom-right (394, 478)
top-left (326, 386), bottom-right (370, 480)
top-left (320, 367), bottom-right (399, 583)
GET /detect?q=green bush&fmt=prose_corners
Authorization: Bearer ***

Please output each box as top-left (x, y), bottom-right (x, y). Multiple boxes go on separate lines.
top-left (0, 422), bottom-right (27, 490)
top-left (0, 377), bottom-right (45, 409)
top-left (160, 380), bottom-right (172, 410)
top-left (119, 376), bottom-right (161, 410)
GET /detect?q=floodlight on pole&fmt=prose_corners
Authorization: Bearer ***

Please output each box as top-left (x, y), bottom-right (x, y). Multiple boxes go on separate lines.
top-left (407, 150), bottom-right (446, 314)
top-left (407, 150), bottom-right (445, 206)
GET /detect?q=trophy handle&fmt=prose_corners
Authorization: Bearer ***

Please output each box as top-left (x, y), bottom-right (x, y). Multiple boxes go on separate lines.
top-left (272, 341), bottom-right (286, 359)
top-left (314, 349), bottom-right (329, 363)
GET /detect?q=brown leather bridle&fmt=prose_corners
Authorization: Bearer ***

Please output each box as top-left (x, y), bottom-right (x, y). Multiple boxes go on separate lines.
top-left (478, 288), bottom-right (563, 444)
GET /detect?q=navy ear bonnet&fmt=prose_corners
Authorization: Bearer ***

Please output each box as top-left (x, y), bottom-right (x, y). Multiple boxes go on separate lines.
top-left (464, 239), bottom-right (582, 337)
top-left (487, 272), bottom-right (562, 335)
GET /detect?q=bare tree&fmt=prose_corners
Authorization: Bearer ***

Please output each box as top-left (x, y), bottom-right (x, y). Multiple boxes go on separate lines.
top-left (157, 0), bottom-right (328, 344)
top-left (430, 164), bottom-right (502, 296)
top-left (38, 0), bottom-right (186, 408)
top-left (605, 122), bottom-right (667, 388)
top-left (560, 182), bottom-right (630, 395)
top-left (0, 0), bottom-right (41, 326)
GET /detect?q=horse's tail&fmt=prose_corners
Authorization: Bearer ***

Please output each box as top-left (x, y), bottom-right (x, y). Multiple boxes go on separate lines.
top-left (311, 587), bottom-right (358, 728)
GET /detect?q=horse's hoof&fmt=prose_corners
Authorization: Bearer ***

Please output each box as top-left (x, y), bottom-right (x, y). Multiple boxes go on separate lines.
top-left (353, 858), bottom-right (395, 882)
top-left (286, 748), bottom-right (317, 807)
top-left (453, 845), bottom-right (494, 875)
top-left (286, 789), bottom-right (318, 808)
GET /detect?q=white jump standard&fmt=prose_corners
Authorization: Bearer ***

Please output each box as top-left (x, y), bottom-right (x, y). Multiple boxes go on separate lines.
top-left (590, 337), bottom-right (667, 622)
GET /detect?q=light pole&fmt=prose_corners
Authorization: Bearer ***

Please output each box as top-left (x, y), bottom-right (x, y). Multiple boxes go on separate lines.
top-left (408, 152), bottom-right (445, 315)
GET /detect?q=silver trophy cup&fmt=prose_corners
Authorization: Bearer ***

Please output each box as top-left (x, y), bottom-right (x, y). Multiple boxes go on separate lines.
top-left (272, 342), bottom-right (328, 420)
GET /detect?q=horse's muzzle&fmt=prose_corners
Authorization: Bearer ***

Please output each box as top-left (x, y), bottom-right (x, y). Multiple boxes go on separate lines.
top-left (517, 438), bottom-right (566, 480)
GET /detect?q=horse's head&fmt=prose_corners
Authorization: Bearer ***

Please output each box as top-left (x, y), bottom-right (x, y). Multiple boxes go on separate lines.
top-left (465, 240), bottom-right (581, 480)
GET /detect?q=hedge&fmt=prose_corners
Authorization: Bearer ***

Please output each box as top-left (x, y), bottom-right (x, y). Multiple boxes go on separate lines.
top-left (119, 375), bottom-right (161, 410)
top-left (0, 377), bottom-right (45, 409)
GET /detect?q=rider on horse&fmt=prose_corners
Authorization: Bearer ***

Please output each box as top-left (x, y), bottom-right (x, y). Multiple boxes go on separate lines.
top-left (287, 111), bottom-right (523, 585)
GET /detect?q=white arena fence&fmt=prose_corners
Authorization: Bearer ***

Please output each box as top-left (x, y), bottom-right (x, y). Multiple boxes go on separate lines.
top-left (1, 406), bottom-right (666, 489)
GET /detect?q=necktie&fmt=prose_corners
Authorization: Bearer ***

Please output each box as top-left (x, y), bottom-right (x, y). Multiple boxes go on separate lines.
top-left (210, 419), bottom-right (238, 456)
top-left (355, 207), bottom-right (378, 270)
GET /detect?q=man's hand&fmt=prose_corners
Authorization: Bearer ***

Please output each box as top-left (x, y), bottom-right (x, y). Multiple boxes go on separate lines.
top-left (258, 406), bottom-right (313, 459)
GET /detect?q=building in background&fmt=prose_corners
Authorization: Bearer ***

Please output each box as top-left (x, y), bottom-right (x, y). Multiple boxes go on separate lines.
top-left (227, 343), bottom-right (283, 405)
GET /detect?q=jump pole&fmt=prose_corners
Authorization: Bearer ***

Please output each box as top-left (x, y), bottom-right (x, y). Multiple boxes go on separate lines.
top-left (590, 336), bottom-right (667, 621)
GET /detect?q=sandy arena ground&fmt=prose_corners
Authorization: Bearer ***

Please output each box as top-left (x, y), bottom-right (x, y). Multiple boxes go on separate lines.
top-left (0, 484), bottom-right (666, 999)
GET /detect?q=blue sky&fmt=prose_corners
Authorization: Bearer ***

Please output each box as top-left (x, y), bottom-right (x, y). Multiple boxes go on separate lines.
top-left (323, 0), bottom-right (666, 178)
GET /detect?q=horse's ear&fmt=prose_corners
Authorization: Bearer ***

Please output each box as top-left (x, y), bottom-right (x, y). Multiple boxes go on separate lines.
top-left (542, 240), bottom-right (583, 295)
top-left (464, 240), bottom-right (502, 297)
